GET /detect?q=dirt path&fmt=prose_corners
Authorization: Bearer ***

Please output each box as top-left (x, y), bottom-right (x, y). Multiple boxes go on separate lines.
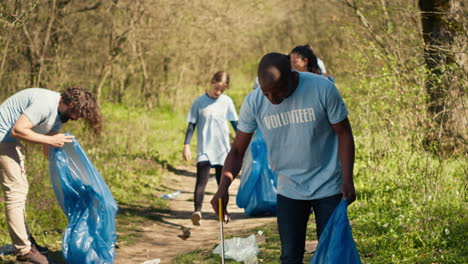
top-left (114, 165), bottom-right (277, 264)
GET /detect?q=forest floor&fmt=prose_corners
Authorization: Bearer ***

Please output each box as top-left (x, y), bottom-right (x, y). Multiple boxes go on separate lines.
top-left (0, 164), bottom-right (318, 264)
top-left (114, 164), bottom-right (280, 264)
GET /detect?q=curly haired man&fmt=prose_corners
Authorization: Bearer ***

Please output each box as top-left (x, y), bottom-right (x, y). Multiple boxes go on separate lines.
top-left (0, 87), bottom-right (101, 264)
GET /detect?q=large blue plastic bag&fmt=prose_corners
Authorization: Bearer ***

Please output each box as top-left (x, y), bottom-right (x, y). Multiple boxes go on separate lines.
top-left (237, 131), bottom-right (278, 216)
top-left (310, 200), bottom-right (361, 264)
top-left (49, 136), bottom-right (118, 264)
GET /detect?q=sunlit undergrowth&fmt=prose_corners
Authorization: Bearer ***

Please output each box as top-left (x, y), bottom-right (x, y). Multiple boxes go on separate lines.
top-left (177, 55), bottom-right (467, 263)
top-left (340, 57), bottom-right (467, 263)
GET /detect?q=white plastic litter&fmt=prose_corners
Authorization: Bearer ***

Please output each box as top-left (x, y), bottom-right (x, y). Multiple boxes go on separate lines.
top-left (142, 258), bottom-right (161, 264)
top-left (212, 234), bottom-right (259, 264)
top-left (161, 190), bottom-right (182, 200)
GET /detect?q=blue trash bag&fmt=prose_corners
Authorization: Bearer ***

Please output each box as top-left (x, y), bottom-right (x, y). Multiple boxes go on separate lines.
top-left (310, 200), bottom-right (361, 264)
top-left (236, 130), bottom-right (277, 216)
top-left (49, 135), bottom-right (118, 264)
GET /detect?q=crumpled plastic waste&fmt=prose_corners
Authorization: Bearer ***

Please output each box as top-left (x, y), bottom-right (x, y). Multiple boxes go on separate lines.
top-left (142, 258), bottom-right (161, 264)
top-left (212, 234), bottom-right (259, 264)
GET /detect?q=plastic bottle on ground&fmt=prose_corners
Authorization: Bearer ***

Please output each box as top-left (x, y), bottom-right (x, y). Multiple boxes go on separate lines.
top-left (161, 190), bottom-right (182, 200)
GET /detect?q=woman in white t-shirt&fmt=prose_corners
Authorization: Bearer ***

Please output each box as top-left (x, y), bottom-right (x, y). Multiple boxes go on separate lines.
top-left (182, 71), bottom-right (238, 226)
top-left (289, 44), bottom-right (335, 83)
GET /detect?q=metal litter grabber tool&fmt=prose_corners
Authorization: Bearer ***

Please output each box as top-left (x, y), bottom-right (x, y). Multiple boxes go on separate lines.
top-left (218, 198), bottom-right (225, 264)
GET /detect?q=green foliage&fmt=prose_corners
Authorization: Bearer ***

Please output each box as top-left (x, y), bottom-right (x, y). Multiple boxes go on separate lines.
top-left (350, 149), bottom-right (467, 263)
top-left (176, 24), bottom-right (467, 263)
top-left (0, 1), bottom-right (466, 263)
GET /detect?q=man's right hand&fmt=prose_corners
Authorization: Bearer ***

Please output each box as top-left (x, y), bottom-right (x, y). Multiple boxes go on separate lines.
top-left (209, 131), bottom-right (253, 223)
top-left (210, 188), bottom-right (230, 223)
top-left (48, 134), bottom-right (74, 148)
top-left (12, 115), bottom-right (74, 148)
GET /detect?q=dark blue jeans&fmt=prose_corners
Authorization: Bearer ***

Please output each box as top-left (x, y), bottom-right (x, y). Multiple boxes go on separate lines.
top-left (277, 193), bottom-right (342, 264)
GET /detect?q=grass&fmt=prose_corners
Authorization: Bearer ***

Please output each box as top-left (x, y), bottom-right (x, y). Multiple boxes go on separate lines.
top-left (0, 102), bottom-right (188, 263)
top-left (174, 154), bottom-right (466, 264)
top-left (174, 224), bottom-right (285, 264)
top-left (173, 65), bottom-right (467, 263)
top-left (0, 88), bottom-right (242, 263)
top-left (0, 67), bottom-right (466, 264)
top-left (350, 150), bottom-right (467, 263)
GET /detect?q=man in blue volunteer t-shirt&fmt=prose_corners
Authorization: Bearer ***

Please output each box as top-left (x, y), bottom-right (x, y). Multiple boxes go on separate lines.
top-left (211, 53), bottom-right (356, 264)
top-left (0, 87), bottom-right (101, 264)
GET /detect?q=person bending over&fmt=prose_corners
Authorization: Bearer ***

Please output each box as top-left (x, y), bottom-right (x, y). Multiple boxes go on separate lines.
top-left (0, 87), bottom-right (101, 264)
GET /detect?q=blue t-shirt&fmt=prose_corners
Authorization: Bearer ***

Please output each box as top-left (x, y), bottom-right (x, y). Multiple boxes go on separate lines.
top-left (238, 72), bottom-right (348, 200)
top-left (186, 93), bottom-right (238, 165)
top-left (0, 88), bottom-right (62, 142)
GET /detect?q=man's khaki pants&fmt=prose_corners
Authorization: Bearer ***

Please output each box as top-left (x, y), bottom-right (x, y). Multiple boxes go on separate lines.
top-left (0, 142), bottom-right (31, 255)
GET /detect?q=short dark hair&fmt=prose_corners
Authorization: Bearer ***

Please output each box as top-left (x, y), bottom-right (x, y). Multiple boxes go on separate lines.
top-left (258, 53), bottom-right (291, 87)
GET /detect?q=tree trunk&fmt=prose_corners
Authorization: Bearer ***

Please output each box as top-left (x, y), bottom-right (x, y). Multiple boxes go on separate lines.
top-left (419, 0), bottom-right (467, 155)
top-left (35, 0), bottom-right (57, 87)
top-left (0, 28), bottom-right (11, 99)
